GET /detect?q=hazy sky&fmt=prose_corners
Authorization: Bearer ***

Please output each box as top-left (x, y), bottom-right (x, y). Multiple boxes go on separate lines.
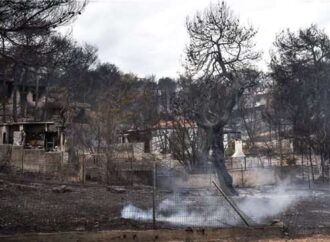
top-left (62, 0), bottom-right (330, 78)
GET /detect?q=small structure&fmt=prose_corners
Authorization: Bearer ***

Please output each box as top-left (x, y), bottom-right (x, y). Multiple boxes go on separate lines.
top-left (232, 139), bottom-right (246, 169)
top-left (116, 120), bottom-right (243, 158)
top-left (0, 122), bottom-right (65, 151)
top-left (232, 140), bottom-right (245, 158)
top-left (151, 119), bottom-right (196, 154)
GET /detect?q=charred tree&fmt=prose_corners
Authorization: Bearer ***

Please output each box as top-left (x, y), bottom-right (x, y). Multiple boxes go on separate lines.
top-left (271, 25), bottom-right (330, 178)
top-left (0, 0), bottom-right (87, 123)
top-left (183, 1), bottom-right (260, 195)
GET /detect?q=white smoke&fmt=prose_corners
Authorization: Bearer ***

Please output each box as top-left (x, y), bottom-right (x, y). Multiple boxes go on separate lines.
top-left (236, 183), bottom-right (308, 223)
top-left (121, 182), bottom-right (319, 227)
top-left (121, 204), bottom-right (153, 220)
top-left (121, 196), bottom-right (238, 227)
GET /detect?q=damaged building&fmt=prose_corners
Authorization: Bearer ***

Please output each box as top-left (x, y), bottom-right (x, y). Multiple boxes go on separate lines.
top-left (0, 122), bottom-right (65, 151)
top-left (0, 73), bottom-right (67, 152)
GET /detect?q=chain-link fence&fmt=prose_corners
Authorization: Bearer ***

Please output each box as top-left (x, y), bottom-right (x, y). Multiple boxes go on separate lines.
top-left (117, 155), bottom-right (330, 228)
top-left (1, 148), bottom-right (330, 234)
top-left (120, 163), bottom-right (253, 229)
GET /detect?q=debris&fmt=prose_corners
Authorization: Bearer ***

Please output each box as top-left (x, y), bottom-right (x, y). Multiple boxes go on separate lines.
top-left (75, 226), bottom-right (85, 231)
top-left (271, 219), bottom-right (280, 223)
top-left (271, 219), bottom-right (284, 227)
top-left (16, 183), bottom-right (39, 191)
top-left (52, 185), bottom-right (73, 193)
top-left (106, 186), bottom-right (126, 193)
top-left (185, 227), bottom-right (193, 232)
top-left (0, 179), bottom-right (39, 191)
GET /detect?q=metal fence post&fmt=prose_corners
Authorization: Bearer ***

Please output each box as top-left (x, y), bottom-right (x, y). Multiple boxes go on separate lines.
top-left (240, 164), bottom-right (244, 187)
top-left (82, 154), bottom-right (86, 184)
top-left (212, 181), bottom-right (250, 227)
top-left (21, 147), bottom-right (24, 173)
top-left (328, 163), bottom-right (330, 192)
top-left (130, 158), bottom-right (133, 187)
top-left (152, 162), bottom-right (156, 229)
top-left (301, 153), bottom-right (304, 181)
top-left (308, 165), bottom-right (311, 189)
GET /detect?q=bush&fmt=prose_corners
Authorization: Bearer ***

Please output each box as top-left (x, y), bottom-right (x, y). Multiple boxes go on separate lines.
top-left (225, 140), bottom-right (235, 157)
top-left (284, 156), bottom-right (297, 166)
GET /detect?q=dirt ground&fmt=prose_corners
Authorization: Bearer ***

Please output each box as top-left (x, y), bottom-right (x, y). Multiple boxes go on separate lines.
top-left (0, 172), bottom-right (156, 234)
top-left (0, 171), bottom-right (330, 240)
top-left (280, 186), bottom-right (330, 237)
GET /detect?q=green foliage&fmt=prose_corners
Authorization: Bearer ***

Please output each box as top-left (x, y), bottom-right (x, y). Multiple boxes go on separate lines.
top-left (225, 140), bottom-right (235, 157)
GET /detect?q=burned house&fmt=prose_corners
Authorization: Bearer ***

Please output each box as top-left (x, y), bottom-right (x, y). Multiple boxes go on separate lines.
top-left (0, 122), bottom-right (65, 151)
top-left (117, 120), bottom-right (242, 156)
top-left (1, 75), bottom-right (47, 122)
top-left (0, 69), bottom-right (69, 152)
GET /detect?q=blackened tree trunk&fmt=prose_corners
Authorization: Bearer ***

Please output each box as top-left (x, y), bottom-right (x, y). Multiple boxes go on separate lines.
top-left (12, 65), bottom-right (26, 122)
top-left (12, 65), bottom-right (18, 122)
top-left (211, 126), bottom-right (237, 196)
top-left (34, 78), bottom-right (39, 121)
top-left (1, 35), bottom-right (7, 123)
top-left (196, 124), bottom-right (237, 195)
top-left (183, 2), bottom-right (260, 196)
top-left (1, 79), bottom-right (6, 123)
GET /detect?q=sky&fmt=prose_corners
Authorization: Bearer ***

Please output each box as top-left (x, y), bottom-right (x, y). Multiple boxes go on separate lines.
top-left (61, 0), bottom-right (330, 78)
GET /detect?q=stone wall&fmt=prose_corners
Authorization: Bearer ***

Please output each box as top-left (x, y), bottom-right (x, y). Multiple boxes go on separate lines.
top-left (0, 144), bottom-right (73, 179)
top-left (157, 168), bottom-right (277, 189)
top-left (0, 143), bottom-right (154, 184)
top-left (132, 142), bottom-right (144, 160)
top-left (10, 145), bottom-right (23, 168)
top-left (23, 149), bottom-right (45, 172)
top-left (230, 168), bottom-right (276, 187)
top-left (0, 144), bottom-right (12, 164)
top-left (0, 144), bottom-right (279, 187)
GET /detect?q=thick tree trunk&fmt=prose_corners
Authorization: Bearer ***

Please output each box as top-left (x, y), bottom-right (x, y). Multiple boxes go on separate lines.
top-left (12, 65), bottom-right (26, 122)
top-left (1, 36), bottom-right (6, 123)
top-left (211, 126), bottom-right (237, 196)
top-left (1, 78), bottom-right (6, 122)
top-left (1, 100), bottom-right (5, 123)
top-left (12, 80), bottom-right (17, 122)
top-left (34, 78), bottom-right (39, 121)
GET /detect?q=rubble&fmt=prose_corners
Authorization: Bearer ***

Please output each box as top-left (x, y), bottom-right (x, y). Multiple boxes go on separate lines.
top-left (52, 185), bottom-right (73, 193)
top-left (0, 179), bottom-right (38, 191)
top-left (106, 186), bottom-right (126, 193)
top-left (271, 219), bottom-right (284, 227)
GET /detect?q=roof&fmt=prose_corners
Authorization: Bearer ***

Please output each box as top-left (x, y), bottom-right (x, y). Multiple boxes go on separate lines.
top-left (152, 120), bottom-right (242, 134)
top-left (153, 119), bottom-right (196, 129)
top-left (0, 121), bottom-right (55, 126)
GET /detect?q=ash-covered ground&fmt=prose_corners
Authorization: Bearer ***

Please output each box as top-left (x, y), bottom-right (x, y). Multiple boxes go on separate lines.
top-left (122, 183), bottom-right (330, 230)
top-left (0, 171), bottom-right (329, 238)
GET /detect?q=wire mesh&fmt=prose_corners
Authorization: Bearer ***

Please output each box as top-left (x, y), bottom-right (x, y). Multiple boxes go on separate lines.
top-left (120, 164), bottom-right (248, 228)
top-left (155, 188), bottom-right (243, 227)
top-left (1, 149), bottom-right (330, 234)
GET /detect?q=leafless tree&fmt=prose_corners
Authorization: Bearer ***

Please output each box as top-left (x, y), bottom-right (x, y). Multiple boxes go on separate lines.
top-left (183, 1), bottom-right (260, 195)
